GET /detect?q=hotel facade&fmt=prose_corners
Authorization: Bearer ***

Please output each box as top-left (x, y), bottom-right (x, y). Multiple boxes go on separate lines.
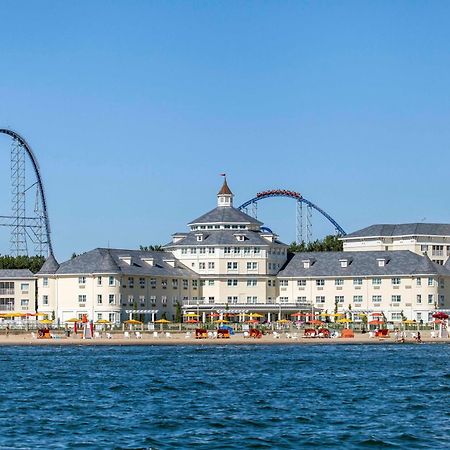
top-left (34, 180), bottom-right (450, 325)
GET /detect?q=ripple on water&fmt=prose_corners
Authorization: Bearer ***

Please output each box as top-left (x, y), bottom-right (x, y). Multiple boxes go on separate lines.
top-left (0, 344), bottom-right (449, 449)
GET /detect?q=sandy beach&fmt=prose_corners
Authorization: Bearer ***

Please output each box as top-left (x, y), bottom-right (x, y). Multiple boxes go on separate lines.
top-left (0, 331), bottom-right (448, 346)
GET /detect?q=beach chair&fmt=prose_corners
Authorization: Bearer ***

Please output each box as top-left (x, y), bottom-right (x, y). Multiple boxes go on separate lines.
top-left (430, 331), bottom-right (436, 338)
top-left (31, 332), bottom-right (37, 339)
top-left (135, 331), bottom-right (142, 339)
top-left (153, 331), bottom-right (158, 338)
top-left (185, 332), bottom-right (192, 338)
top-left (243, 331), bottom-right (249, 338)
top-left (94, 331), bottom-right (101, 339)
top-left (165, 332), bottom-right (172, 338)
top-left (106, 332), bottom-right (112, 339)
top-left (273, 331), bottom-right (280, 339)
top-left (124, 331), bottom-right (130, 339)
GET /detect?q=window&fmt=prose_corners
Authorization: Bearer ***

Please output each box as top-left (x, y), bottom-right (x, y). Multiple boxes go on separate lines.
top-left (78, 294), bottom-right (86, 303)
top-left (199, 262), bottom-right (206, 270)
top-left (43, 277), bottom-right (48, 287)
top-left (150, 278), bottom-right (157, 288)
top-left (246, 296), bottom-right (257, 304)
top-left (183, 279), bottom-right (188, 289)
top-left (421, 245), bottom-right (428, 252)
top-left (297, 296), bottom-right (307, 302)
top-left (224, 247), bottom-right (231, 254)
top-left (391, 278), bottom-right (401, 286)
top-left (315, 296), bottom-right (325, 304)
top-left (227, 296), bottom-right (238, 304)
top-left (335, 295), bottom-right (344, 303)
top-left (208, 280), bottom-right (215, 286)
top-left (416, 277), bottom-right (421, 286)
top-left (191, 248), bottom-right (197, 254)
top-left (139, 278), bottom-right (146, 288)
top-left (246, 262), bottom-right (258, 270)
top-left (391, 295), bottom-right (401, 303)
top-left (440, 295), bottom-right (445, 305)
top-left (280, 280), bottom-right (288, 287)
top-left (128, 277), bottom-right (134, 288)
top-left (109, 294), bottom-right (115, 305)
top-left (21, 299), bottom-right (29, 308)
top-left (372, 278), bottom-right (382, 285)
top-left (97, 276), bottom-right (102, 286)
top-left (150, 295), bottom-right (156, 306)
top-left (208, 247), bottom-right (215, 254)
top-left (297, 279), bottom-right (306, 286)
top-left (208, 296), bottom-right (215, 303)
top-left (181, 248), bottom-right (187, 254)
top-left (254, 247), bottom-right (260, 254)
top-left (279, 297), bottom-right (289, 303)
top-left (234, 247), bottom-right (241, 254)
top-left (428, 294), bottom-right (434, 304)
top-left (97, 294), bottom-right (102, 304)
top-left (353, 278), bottom-right (363, 285)
top-left (316, 279), bottom-right (325, 286)
top-left (432, 245), bottom-right (444, 256)
top-left (161, 279), bottom-right (167, 289)
top-left (353, 295), bottom-right (363, 303)
top-left (372, 295), bottom-right (382, 303)
top-left (128, 295), bottom-right (134, 304)
top-left (391, 312), bottom-right (402, 321)
top-left (246, 279), bottom-right (257, 287)
top-left (227, 279), bottom-right (238, 286)
top-left (227, 262), bottom-right (238, 270)
top-left (416, 294), bottom-right (422, 304)
top-left (199, 247), bottom-right (205, 253)
top-left (200, 279), bottom-right (206, 287)
top-left (78, 276), bottom-right (86, 285)
top-left (97, 313), bottom-right (103, 321)
top-left (20, 283), bottom-right (29, 292)
top-left (192, 280), bottom-right (198, 288)
top-left (109, 313), bottom-right (116, 323)
top-left (108, 276), bottom-right (115, 286)
top-left (208, 262), bottom-right (215, 269)
top-left (428, 277), bottom-right (434, 286)
top-left (335, 279), bottom-right (344, 286)
top-left (162, 296), bottom-right (167, 306)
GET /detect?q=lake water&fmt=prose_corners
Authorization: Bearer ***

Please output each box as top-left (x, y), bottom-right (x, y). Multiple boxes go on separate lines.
top-left (1, 344), bottom-right (449, 449)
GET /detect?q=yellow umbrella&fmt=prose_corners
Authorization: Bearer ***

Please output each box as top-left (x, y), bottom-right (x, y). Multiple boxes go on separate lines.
top-left (1, 312), bottom-right (25, 318)
top-left (248, 313), bottom-right (264, 318)
top-left (36, 312), bottom-right (49, 316)
top-left (124, 319), bottom-right (142, 325)
top-left (65, 318), bottom-right (80, 323)
top-left (277, 319), bottom-right (291, 324)
top-left (337, 318), bottom-right (353, 324)
top-left (402, 320), bottom-right (416, 325)
top-left (184, 312), bottom-right (199, 317)
top-left (96, 319), bottom-right (111, 324)
top-left (215, 319), bottom-right (229, 323)
top-left (39, 319), bottom-right (53, 324)
top-left (155, 319), bottom-right (171, 323)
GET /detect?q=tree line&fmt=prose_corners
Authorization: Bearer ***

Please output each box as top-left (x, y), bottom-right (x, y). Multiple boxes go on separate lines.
top-left (288, 234), bottom-right (343, 253)
top-left (0, 255), bottom-right (46, 273)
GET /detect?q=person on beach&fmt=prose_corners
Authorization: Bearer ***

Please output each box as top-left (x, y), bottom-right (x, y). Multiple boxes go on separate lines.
top-left (6, 325), bottom-right (10, 338)
top-left (416, 331), bottom-right (422, 343)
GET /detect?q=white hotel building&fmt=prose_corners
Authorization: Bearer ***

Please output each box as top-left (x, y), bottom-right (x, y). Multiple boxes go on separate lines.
top-left (36, 180), bottom-right (450, 324)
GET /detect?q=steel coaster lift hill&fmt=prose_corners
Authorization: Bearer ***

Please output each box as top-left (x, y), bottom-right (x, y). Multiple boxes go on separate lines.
top-left (0, 129), bottom-right (53, 257)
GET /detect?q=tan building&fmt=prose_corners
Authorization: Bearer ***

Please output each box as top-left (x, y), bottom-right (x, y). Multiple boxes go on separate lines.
top-left (37, 250), bottom-right (197, 325)
top-left (0, 269), bottom-right (36, 314)
top-left (341, 223), bottom-right (450, 265)
top-left (277, 251), bottom-right (450, 323)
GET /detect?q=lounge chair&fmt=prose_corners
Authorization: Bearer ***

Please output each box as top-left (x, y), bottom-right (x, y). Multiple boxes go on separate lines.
top-left (165, 332), bottom-right (172, 338)
top-left (106, 332), bottom-right (112, 339)
top-left (153, 331), bottom-right (159, 338)
top-left (243, 331), bottom-right (249, 338)
top-left (135, 331), bottom-right (142, 339)
top-left (185, 332), bottom-right (192, 338)
top-left (31, 332), bottom-right (37, 339)
top-left (124, 331), bottom-right (130, 339)
top-left (94, 331), bottom-right (101, 339)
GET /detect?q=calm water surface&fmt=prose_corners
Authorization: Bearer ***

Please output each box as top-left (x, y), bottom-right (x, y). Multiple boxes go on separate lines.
top-left (0, 344), bottom-right (449, 449)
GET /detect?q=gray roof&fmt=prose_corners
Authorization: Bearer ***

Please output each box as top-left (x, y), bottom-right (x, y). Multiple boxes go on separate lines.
top-left (164, 229), bottom-right (286, 248)
top-left (55, 248), bottom-right (196, 277)
top-left (278, 251), bottom-right (450, 277)
top-left (343, 223), bottom-right (450, 239)
top-left (0, 269), bottom-right (35, 279)
top-left (37, 254), bottom-right (60, 275)
top-left (189, 206), bottom-right (263, 226)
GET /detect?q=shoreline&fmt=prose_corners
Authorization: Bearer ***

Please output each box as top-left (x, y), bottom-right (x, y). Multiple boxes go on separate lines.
top-left (0, 333), bottom-right (448, 346)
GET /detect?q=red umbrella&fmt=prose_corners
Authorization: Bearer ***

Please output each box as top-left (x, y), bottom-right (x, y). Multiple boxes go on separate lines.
top-left (309, 319), bottom-right (324, 325)
top-left (371, 313), bottom-right (383, 317)
top-left (245, 319), bottom-right (259, 324)
top-left (208, 313), bottom-right (220, 317)
top-left (290, 312), bottom-right (304, 317)
top-left (369, 320), bottom-right (384, 326)
top-left (432, 312), bottom-right (449, 320)
top-left (185, 319), bottom-right (198, 324)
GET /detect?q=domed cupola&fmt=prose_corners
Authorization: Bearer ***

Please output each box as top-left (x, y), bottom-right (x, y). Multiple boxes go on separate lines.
top-left (217, 176), bottom-right (233, 207)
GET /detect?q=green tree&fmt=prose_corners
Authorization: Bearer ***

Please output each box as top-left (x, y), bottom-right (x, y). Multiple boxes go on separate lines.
top-left (175, 301), bottom-right (182, 323)
top-left (288, 235), bottom-right (343, 253)
top-left (139, 245), bottom-right (164, 251)
top-left (0, 255), bottom-right (45, 273)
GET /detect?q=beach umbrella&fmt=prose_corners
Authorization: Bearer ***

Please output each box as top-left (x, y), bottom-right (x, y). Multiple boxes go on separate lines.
top-left (336, 318), bottom-right (353, 324)
top-left (368, 320), bottom-right (384, 326)
top-left (248, 313), bottom-right (264, 318)
top-left (183, 313), bottom-right (199, 317)
top-left (208, 313), bottom-right (220, 317)
top-left (39, 319), bottom-right (53, 324)
top-left (402, 320), bottom-right (416, 325)
top-left (124, 319), bottom-right (143, 325)
top-left (308, 319), bottom-right (324, 326)
top-left (65, 318), bottom-right (80, 323)
top-left (432, 312), bottom-right (449, 320)
top-left (215, 319), bottom-right (229, 324)
top-left (95, 319), bottom-right (111, 324)
top-left (290, 312), bottom-right (303, 318)
top-left (155, 319), bottom-right (171, 323)
top-left (245, 319), bottom-right (259, 324)
top-left (36, 312), bottom-right (49, 316)
top-left (185, 319), bottom-right (198, 324)
top-left (371, 312), bottom-right (383, 317)
top-left (277, 319), bottom-right (291, 324)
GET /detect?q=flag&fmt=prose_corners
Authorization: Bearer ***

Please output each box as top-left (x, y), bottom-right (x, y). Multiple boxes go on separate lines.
top-left (219, 173), bottom-right (226, 177)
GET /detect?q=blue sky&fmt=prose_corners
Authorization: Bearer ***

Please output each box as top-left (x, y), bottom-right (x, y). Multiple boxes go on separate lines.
top-left (1, 1), bottom-right (450, 260)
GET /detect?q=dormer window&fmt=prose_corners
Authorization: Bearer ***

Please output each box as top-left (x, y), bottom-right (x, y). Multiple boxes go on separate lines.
top-left (234, 233), bottom-right (245, 242)
top-left (195, 233), bottom-right (203, 242)
top-left (302, 259), bottom-right (311, 269)
top-left (377, 258), bottom-right (388, 267)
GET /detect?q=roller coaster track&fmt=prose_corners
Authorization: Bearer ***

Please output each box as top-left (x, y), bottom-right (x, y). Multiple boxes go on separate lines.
top-left (0, 128), bottom-right (53, 256)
